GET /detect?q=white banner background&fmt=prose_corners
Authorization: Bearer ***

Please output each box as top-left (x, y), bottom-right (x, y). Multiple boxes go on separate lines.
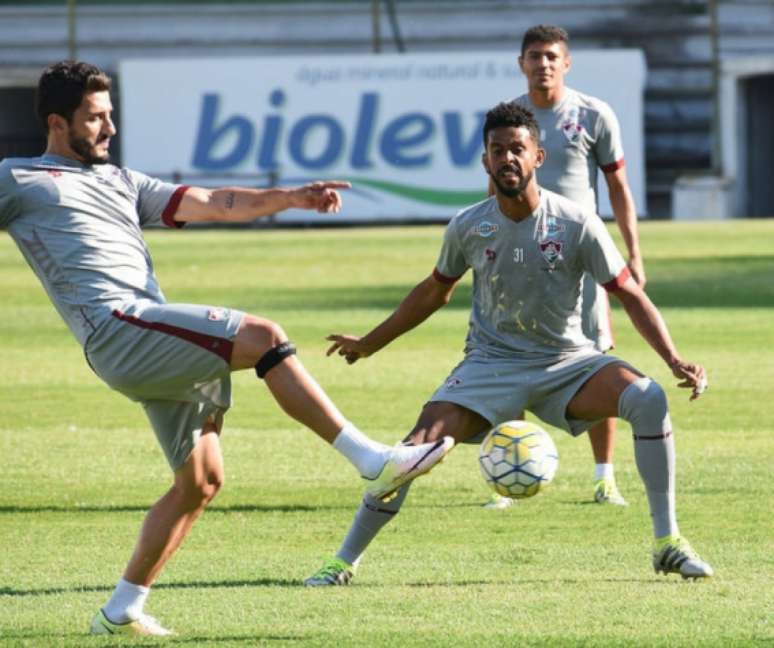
top-left (120, 51), bottom-right (646, 222)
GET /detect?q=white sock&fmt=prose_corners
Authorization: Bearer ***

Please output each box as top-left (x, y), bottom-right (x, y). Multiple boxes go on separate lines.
top-left (332, 422), bottom-right (389, 479)
top-left (594, 463), bottom-right (614, 482)
top-left (103, 577), bottom-right (149, 623)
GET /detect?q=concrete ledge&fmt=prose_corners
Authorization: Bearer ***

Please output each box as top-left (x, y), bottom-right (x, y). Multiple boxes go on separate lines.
top-left (672, 174), bottom-right (734, 220)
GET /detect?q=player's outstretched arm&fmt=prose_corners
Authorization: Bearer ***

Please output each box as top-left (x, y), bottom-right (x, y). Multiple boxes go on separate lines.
top-left (605, 166), bottom-right (646, 287)
top-left (173, 181), bottom-right (351, 224)
top-left (327, 274), bottom-right (457, 365)
top-left (611, 278), bottom-right (707, 400)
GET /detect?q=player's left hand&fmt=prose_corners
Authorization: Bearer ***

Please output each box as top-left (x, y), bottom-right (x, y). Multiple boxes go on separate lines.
top-left (290, 181), bottom-right (351, 213)
top-left (628, 254), bottom-right (647, 288)
top-left (669, 359), bottom-right (708, 401)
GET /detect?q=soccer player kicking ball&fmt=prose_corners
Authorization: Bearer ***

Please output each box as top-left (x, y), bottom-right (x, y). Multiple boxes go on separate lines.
top-left (0, 61), bottom-right (452, 637)
top-left (305, 102), bottom-right (712, 587)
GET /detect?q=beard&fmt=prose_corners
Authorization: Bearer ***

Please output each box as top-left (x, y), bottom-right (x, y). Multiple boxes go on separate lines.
top-left (68, 133), bottom-right (110, 165)
top-left (490, 166), bottom-right (533, 198)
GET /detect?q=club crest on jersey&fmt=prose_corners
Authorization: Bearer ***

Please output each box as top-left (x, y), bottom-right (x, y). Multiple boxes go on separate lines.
top-left (562, 107), bottom-right (585, 143)
top-left (472, 221), bottom-right (499, 238)
top-left (445, 376), bottom-right (463, 389)
top-left (539, 239), bottom-right (563, 267)
top-left (485, 248), bottom-right (497, 261)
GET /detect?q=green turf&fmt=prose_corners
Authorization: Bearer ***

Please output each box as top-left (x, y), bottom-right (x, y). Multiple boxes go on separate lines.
top-left (1, 220), bottom-right (772, 647)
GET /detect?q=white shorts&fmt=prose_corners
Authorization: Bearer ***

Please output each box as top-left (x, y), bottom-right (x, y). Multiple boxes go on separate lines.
top-left (429, 349), bottom-right (630, 439)
top-left (85, 301), bottom-right (245, 470)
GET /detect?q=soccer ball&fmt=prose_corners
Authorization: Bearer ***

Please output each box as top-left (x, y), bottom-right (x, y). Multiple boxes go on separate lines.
top-left (479, 421), bottom-right (559, 499)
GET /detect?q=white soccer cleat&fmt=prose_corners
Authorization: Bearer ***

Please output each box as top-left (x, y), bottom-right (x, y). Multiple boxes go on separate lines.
top-left (652, 536), bottom-right (714, 579)
top-left (90, 609), bottom-right (174, 636)
top-left (593, 478), bottom-right (629, 506)
top-left (364, 437), bottom-right (454, 502)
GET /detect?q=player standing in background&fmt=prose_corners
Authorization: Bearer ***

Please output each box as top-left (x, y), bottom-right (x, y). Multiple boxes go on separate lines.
top-left (498, 25), bottom-right (647, 507)
top-left (304, 101), bottom-right (712, 587)
top-left (0, 61), bottom-right (452, 637)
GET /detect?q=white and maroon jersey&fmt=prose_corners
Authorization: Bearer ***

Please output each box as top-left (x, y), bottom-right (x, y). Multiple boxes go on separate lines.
top-left (514, 88), bottom-right (625, 214)
top-left (434, 190), bottom-right (629, 356)
top-left (0, 154), bottom-right (187, 346)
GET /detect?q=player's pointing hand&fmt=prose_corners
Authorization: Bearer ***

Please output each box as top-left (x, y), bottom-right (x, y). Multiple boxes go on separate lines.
top-left (326, 334), bottom-right (372, 365)
top-left (290, 181), bottom-right (351, 214)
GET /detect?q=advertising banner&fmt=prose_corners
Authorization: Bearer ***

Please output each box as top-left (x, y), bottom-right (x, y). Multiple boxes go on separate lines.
top-left (120, 51), bottom-right (646, 222)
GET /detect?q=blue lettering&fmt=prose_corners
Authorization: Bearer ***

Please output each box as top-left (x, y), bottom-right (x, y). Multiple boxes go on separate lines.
top-left (380, 113), bottom-right (434, 167)
top-left (192, 94), bottom-right (253, 170)
top-left (258, 89), bottom-right (285, 170)
top-left (443, 111), bottom-right (485, 166)
top-left (350, 92), bottom-right (378, 169)
top-left (288, 115), bottom-right (344, 169)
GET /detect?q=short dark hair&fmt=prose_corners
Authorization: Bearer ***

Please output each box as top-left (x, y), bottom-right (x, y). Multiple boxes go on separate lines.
top-left (35, 61), bottom-right (112, 132)
top-left (521, 25), bottom-right (570, 56)
top-left (482, 102), bottom-right (540, 147)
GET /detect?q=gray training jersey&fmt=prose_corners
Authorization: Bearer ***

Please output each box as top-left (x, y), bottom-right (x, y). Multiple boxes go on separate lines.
top-left (0, 154), bottom-right (185, 346)
top-left (514, 88), bottom-right (624, 214)
top-left (434, 190), bottom-right (629, 356)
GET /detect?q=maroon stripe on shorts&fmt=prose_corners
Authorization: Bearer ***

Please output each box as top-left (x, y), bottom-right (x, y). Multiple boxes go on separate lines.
top-left (112, 309), bottom-right (233, 364)
top-left (161, 185), bottom-right (190, 229)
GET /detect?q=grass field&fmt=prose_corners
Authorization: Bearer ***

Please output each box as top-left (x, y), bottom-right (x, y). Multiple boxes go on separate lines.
top-left (1, 220), bottom-right (773, 647)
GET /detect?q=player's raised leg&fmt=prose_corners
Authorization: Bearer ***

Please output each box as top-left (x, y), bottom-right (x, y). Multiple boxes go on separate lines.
top-left (230, 314), bottom-right (453, 492)
top-left (305, 401), bottom-right (488, 586)
top-left (92, 421), bottom-right (224, 636)
top-left (567, 362), bottom-right (713, 579)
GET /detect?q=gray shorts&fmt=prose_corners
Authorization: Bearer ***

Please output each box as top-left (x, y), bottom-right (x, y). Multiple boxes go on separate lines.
top-left (85, 301), bottom-right (245, 470)
top-left (429, 349), bottom-right (628, 439)
top-left (581, 273), bottom-right (614, 352)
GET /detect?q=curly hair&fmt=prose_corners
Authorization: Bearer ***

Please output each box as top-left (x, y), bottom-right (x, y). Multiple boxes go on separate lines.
top-left (482, 102), bottom-right (540, 147)
top-left (36, 61), bottom-right (112, 132)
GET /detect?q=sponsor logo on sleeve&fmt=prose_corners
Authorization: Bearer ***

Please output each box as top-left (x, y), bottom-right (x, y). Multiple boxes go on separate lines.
top-left (207, 308), bottom-right (230, 322)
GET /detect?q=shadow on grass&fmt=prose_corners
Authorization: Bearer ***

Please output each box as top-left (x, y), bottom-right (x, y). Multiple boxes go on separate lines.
top-left (0, 503), bottom-right (342, 514)
top-left (0, 632), bottom-right (302, 644)
top-left (0, 577), bottom-right (300, 598)
top-left (0, 501), bottom-right (466, 515)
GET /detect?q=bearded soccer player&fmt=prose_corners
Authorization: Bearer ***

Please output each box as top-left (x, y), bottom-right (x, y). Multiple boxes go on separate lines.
top-left (304, 101), bottom-right (712, 587)
top-left (485, 25), bottom-right (646, 508)
top-left (0, 61), bottom-right (452, 636)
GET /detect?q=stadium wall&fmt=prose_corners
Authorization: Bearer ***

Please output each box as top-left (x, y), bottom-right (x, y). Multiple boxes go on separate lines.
top-left (0, 0), bottom-right (772, 218)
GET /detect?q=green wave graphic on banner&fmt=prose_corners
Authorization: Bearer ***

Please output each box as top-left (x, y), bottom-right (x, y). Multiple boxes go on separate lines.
top-left (352, 178), bottom-right (487, 206)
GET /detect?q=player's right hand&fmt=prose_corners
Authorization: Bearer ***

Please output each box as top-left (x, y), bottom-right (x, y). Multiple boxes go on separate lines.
top-left (669, 359), bottom-right (708, 401)
top-left (326, 334), bottom-right (372, 364)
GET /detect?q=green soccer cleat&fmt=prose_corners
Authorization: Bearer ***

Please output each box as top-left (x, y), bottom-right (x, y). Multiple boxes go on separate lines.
top-left (304, 557), bottom-right (355, 587)
top-left (482, 492), bottom-right (515, 510)
top-left (652, 535), bottom-right (714, 579)
top-left (365, 436), bottom-right (454, 502)
top-left (593, 478), bottom-right (629, 506)
top-left (89, 609), bottom-right (174, 636)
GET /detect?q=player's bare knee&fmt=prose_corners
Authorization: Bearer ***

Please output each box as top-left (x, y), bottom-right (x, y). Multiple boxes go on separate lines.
top-left (240, 315), bottom-right (287, 357)
top-left (618, 376), bottom-right (672, 436)
top-left (177, 472), bottom-right (224, 511)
